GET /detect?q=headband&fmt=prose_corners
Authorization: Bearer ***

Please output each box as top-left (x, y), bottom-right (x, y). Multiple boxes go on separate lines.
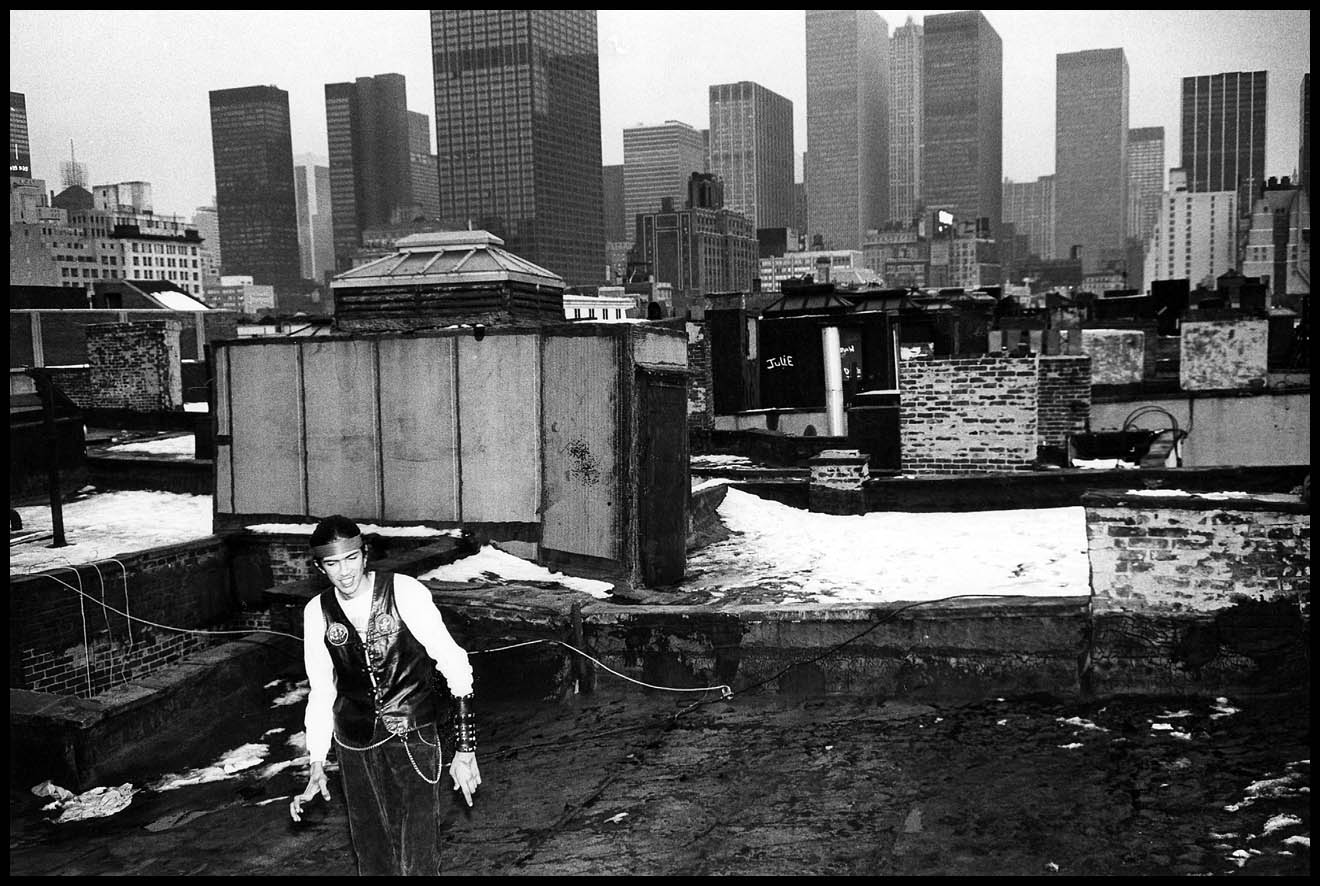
top-left (311, 535), bottom-right (364, 560)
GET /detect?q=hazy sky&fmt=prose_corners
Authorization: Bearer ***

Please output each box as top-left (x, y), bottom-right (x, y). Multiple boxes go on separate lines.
top-left (9, 10), bottom-right (1311, 218)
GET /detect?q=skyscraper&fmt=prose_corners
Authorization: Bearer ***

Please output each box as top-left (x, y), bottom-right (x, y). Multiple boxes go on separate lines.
top-left (1180, 71), bottom-right (1267, 202)
top-left (1127, 127), bottom-right (1165, 246)
top-left (408, 110), bottom-right (440, 220)
top-left (1054, 49), bottom-right (1129, 272)
top-left (293, 154), bottom-right (334, 285)
top-left (623, 120), bottom-right (707, 243)
top-left (324, 74), bottom-right (429, 272)
top-left (888, 16), bottom-right (922, 225)
top-left (1001, 175), bottom-right (1056, 261)
top-left (805, 9), bottom-right (889, 251)
top-left (10, 91), bottom-right (32, 178)
top-left (708, 81), bottom-right (794, 231)
top-left (601, 164), bottom-right (626, 244)
top-left (921, 10), bottom-right (1001, 237)
top-left (208, 85), bottom-right (301, 288)
top-left (430, 9), bottom-right (604, 287)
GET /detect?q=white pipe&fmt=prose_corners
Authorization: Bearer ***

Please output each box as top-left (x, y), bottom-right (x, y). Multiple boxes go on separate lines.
top-left (821, 325), bottom-right (844, 436)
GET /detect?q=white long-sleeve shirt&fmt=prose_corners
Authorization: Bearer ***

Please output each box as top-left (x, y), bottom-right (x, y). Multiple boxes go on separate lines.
top-left (302, 571), bottom-right (474, 763)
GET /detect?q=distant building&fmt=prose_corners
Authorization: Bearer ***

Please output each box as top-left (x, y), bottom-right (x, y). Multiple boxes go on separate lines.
top-left (208, 85), bottom-right (302, 289)
top-left (431, 9), bottom-right (605, 288)
top-left (602, 164), bottom-right (628, 282)
top-left (1181, 71), bottom-right (1267, 206)
top-left (1127, 127), bottom-right (1164, 245)
top-left (408, 110), bottom-right (440, 220)
top-left (324, 74), bottom-right (435, 273)
top-left (922, 10), bottom-right (1001, 242)
top-left (13, 193), bottom-right (205, 296)
top-left (192, 205), bottom-right (222, 283)
top-left (293, 155), bottom-right (334, 287)
top-left (9, 91), bottom-right (31, 178)
top-left (623, 120), bottom-right (707, 244)
top-left (1002, 175), bottom-right (1056, 261)
top-left (563, 289), bottom-right (635, 321)
top-left (888, 16), bottom-right (923, 225)
top-left (1055, 48), bottom-right (1129, 273)
top-left (805, 9), bottom-right (889, 250)
top-left (203, 274), bottom-right (276, 315)
top-left (759, 249), bottom-right (869, 293)
top-left (1143, 170), bottom-right (1237, 289)
top-left (707, 81), bottom-right (794, 230)
top-left (92, 181), bottom-right (152, 213)
top-left (633, 195), bottom-right (757, 314)
top-left (1241, 176), bottom-right (1310, 306)
top-left (1300, 73), bottom-right (1311, 201)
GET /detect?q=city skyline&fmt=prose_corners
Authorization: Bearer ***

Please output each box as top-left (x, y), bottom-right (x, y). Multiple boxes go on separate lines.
top-left (9, 10), bottom-right (1311, 219)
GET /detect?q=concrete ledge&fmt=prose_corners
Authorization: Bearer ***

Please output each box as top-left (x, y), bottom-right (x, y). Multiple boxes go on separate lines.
top-left (9, 632), bottom-right (294, 792)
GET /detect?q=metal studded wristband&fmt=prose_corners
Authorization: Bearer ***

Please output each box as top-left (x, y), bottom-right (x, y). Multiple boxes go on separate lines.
top-left (454, 693), bottom-right (477, 753)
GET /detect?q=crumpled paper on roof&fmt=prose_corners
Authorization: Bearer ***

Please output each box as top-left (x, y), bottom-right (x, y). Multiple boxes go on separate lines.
top-left (32, 780), bottom-right (137, 823)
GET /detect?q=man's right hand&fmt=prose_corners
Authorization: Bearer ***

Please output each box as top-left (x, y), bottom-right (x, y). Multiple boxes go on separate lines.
top-left (290, 760), bottom-right (331, 822)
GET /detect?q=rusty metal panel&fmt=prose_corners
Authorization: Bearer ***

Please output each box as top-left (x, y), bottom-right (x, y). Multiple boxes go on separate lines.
top-left (457, 332), bottom-right (540, 523)
top-left (378, 336), bottom-right (460, 522)
top-left (541, 334), bottom-right (620, 559)
top-left (227, 343), bottom-right (305, 516)
top-left (303, 339), bottom-right (380, 519)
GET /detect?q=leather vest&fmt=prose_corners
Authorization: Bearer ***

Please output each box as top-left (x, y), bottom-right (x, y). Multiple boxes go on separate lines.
top-left (319, 571), bottom-right (443, 745)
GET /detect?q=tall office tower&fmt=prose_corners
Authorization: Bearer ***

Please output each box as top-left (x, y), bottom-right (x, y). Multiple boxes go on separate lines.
top-left (209, 85), bottom-right (301, 288)
top-left (888, 16), bottom-right (922, 225)
top-left (623, 120), bottom-right (707, 243)
top-left (1054, 49), bottom-right (1128, 273)
top-left (325, 73), bottom-right (422, 272)
top-left (805, 9), bottom-right (889, 250)
top-left (1127, 126), bottom-right (1165, 246)
top-left (921, 10), bottom-right (1000, 237)
top-left (430, 9), bottom-right (604, 287)
top-left (293, 155), bottom-right (334, 285)
top-left (408, 110), bottom-right (440, 220)
top-left (1180, 71), bottom-right (1267, 205)
top-left (1298, 73), bottom-right (1309, 200)
top-left (1001, 175), bottom-right (1056, 260)
top-left (601, 164), bottom-right (626, 242)
top-left (708, 81), bottom-right (795, 231)
top-left (192, 205), bottom-right (222, 283)
top-left (10, 91), bottom-right (32, 178)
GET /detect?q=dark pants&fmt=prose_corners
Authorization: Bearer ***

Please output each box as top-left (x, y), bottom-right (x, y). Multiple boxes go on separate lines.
top-left (336, 723), bottom-right (447, 876)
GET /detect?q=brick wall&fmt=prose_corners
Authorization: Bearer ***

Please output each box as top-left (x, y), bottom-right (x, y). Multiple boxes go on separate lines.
top-left (86, 320), bottom-right (183, 411)
top-left (8, 537), bottom-right (235, 698)
top-left (1036, 355), bottom-right (1091, 450)
top-left (43, 365), bottom-right (95, 406)
top-left (1084, 492), bottom-right (1310, 614)
top-left (898, 356), bottom-right (1038, 474)
top-left (1180, 318), bottom-right (1269, 391)
top-left (686, 320), bottom-right (714, 431)
top-left (1080, 329), bottom-right (1146, 385)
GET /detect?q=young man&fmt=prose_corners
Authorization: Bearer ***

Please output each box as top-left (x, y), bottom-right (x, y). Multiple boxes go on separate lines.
top-left (289, 515), bottom-right (481, 875)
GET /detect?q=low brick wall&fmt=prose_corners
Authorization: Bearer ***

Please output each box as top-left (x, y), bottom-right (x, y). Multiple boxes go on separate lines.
top-left (899, 356), bottom-right (1038, 474)
top-left (8, 537), bottom-right (235, 698)
top-left (1083, 490), bottom-right (1310, 695)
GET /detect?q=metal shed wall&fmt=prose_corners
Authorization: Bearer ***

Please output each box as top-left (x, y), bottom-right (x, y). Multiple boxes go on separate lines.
top-left (541, 334), bottom-right (621, 560)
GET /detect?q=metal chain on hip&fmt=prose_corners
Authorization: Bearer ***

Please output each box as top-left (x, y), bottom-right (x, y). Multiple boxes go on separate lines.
top-left (334, 725), bottom-right (443, 786)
